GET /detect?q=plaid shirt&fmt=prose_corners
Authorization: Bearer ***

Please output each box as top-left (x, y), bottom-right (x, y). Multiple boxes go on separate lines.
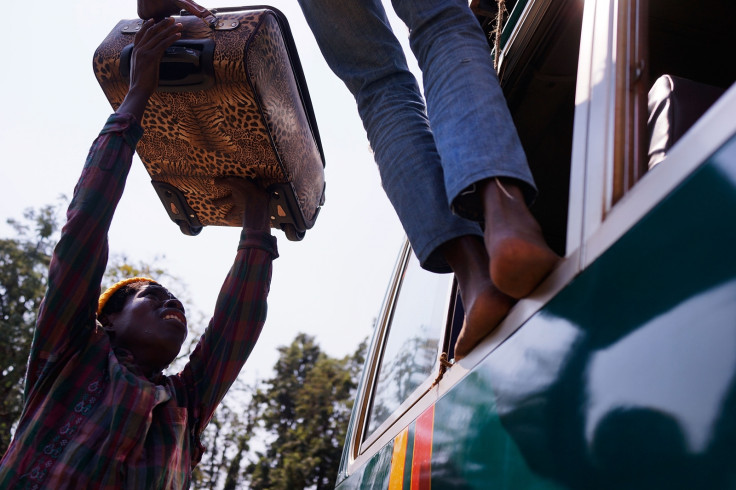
top-left (0, 113), bottom-right (277, 489)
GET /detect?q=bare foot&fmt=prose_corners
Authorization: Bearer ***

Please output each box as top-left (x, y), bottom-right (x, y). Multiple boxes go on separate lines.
top-left (442, 236), bottom-right (515, 360)
top-left (454, 281), bottom-right (514, 360)
top-left (482, 179), bottom-right (559, 299)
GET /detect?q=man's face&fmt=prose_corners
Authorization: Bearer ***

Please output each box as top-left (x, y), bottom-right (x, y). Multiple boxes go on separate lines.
top-left (106, 283), bottom-right (188, 374)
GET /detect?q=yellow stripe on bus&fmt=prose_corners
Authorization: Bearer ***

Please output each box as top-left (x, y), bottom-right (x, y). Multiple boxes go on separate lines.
top-left (389, 428), bottom-right (409, 490)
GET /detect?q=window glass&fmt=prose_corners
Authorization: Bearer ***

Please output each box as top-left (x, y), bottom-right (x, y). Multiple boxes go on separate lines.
top-left (365, 252), bottom-right (452, 438)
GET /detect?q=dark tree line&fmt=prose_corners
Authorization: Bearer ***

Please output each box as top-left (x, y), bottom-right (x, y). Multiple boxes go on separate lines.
top-left (245, 334), bottom-right (365, 489)
top-left (0, 204), bottom-right (60, 453)
top-left (0, 204), bottom-right (366, 489)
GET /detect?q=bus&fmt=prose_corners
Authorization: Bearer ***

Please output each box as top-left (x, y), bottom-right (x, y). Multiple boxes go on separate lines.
top-left (336, 0), bottom-right (736, 488)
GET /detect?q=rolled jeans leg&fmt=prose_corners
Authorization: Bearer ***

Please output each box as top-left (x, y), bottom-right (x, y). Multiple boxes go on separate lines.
top-left (297, 0), bottom-right (481, 272)
top-left (393, 0), bottom-right (536, 212)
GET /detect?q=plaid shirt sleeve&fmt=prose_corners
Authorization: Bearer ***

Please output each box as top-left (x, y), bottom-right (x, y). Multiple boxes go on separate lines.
top-left (25, 113), bottom-right (143, 393)
top-left (178, 230), bottom-right (277, 437)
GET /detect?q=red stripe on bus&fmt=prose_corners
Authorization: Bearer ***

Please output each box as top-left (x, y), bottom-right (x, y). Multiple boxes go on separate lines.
top-left (411, 406), bottom-right (434, 490)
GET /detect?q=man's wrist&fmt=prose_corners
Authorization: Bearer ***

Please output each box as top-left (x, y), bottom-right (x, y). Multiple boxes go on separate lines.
top-left (138, 0), bottom-right (179, 20)
top-left (116, 88), bottom-right (151, 122)
top-left (241, 214), bottom-right (271, 232)
top-left (238, 229), bottom-right (278, 257)
top-left (243, 225), bottom-right (271, 235)
top-left (241, 200), bottom-right (271, 231)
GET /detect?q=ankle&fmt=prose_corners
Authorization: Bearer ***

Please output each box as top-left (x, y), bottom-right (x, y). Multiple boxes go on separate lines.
top-left (442, 236), bottom-right (489, 280)
top-left (481, 178), bottom-right (526, 207)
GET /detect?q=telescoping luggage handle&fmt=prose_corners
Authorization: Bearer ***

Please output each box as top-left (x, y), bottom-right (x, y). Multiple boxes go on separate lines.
top-left (120, 39), bottom-right (216, 92)
top-left (119, 0), bottom-right (223, 91)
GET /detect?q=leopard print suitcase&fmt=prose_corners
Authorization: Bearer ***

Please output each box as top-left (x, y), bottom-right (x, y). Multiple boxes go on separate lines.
top-left (93, 6), bottom-right (325, 240)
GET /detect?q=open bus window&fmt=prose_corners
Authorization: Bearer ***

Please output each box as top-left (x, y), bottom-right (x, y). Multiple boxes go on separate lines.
top-left (363, 252), bottom-right (453, 442)
top-left (473, 0), bottom-right (734, 255)
top-left (645, 0), bottom-right (735, 169)
top-left (477, 0), bottom-right (585, 257)
top-left (613, 0), bottom-right (735, 203)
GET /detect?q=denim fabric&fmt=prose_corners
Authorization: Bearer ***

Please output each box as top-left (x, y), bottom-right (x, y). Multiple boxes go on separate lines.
top-left (297, 0), bottom-right (535, 272)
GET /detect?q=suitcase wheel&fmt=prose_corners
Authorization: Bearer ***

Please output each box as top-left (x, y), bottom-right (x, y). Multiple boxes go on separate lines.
top-left (178, 221), bottom-right (203, 236)
top-left (282, 223), bottom-right (305, 241)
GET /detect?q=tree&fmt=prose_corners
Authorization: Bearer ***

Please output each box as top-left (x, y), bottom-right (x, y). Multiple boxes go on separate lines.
top-left (0, 204), bottom-right (62, 454)
top-left (190, 379), bottom-right (259, 490)
top-left (246, 333), bottom-right (366, 490)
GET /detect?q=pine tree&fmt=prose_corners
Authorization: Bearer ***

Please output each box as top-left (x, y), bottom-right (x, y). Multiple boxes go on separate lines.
top-left (246, 334), bottom-right (366, 490)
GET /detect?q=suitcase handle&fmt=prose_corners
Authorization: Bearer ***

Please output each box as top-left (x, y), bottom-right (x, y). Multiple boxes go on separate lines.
top-left (162, 45), bottom-right (200, 67)
top-left (138, 0), bottom-right (216, 28)
top-left (120, 39), bottom-right (215, 92)
top-left (173, 0), bottom-right (217, 27)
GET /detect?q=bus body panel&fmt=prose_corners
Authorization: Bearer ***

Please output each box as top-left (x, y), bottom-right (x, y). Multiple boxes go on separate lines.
top-left (338, 136), bottom-right (736, 488)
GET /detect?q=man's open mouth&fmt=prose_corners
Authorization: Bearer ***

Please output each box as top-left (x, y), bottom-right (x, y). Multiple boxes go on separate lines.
top-left (162, 311), bottom-right (187, 329)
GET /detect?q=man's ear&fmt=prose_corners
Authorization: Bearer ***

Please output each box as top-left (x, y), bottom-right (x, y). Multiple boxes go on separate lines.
top-left (98, 312), bottom-right (117, 335)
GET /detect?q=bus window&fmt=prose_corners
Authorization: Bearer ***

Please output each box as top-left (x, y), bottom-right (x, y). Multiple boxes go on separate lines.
top-left (475, 0), bottom-right (734, 255)
top-left (363, 252), bottom-right (453, 442)
top-left (609, 0), bottom-right (734, 205)
top-left (644, 0), bottom-right (735, 169)
top-left (605, 0), bottom-right (735, 210)
top-left (474, 0), bottom-right (585, 257)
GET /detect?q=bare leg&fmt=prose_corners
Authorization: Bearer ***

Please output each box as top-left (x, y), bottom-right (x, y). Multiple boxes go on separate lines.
top-left (482, 178), bottom-right (559, 299)
top-left (443, 236), bottom-right (515, 360)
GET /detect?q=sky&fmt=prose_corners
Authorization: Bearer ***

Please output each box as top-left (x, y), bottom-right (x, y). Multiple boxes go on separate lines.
top-left (0, 0), bottom-right (414, 384)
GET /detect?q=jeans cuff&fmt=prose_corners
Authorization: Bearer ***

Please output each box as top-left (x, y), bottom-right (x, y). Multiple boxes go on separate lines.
top-left (451, 177), bottom-right (538, 222)
top-left (451, 183), bottom-right (484, 222)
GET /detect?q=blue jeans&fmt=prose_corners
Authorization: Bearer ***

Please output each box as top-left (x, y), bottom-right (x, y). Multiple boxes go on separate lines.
top-left (297, 0), bottom-right (535, 272)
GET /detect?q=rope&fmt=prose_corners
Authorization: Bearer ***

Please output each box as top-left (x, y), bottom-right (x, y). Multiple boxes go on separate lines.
top-left (494, 0), bottom-right (508, 70)
top-left (495, 177), bottom-right (516, 200)
top-left (431, 353), bottom-right (454, 388)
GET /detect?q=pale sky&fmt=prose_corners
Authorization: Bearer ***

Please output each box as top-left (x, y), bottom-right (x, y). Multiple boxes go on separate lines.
top-left (0, 0), bottom-right (415, 383)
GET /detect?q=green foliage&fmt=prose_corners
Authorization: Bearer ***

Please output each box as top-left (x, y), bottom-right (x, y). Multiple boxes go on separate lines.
top-left (191, 379), bottom-right (258, 490)
top-left (1, 205), bottom-right (369, 488)
top-left (0, 203), bottom-right (62, 454)
top-left (188, 335), bottom-right (366, 490)
top-left (245, 334), bottom-right (366, 490)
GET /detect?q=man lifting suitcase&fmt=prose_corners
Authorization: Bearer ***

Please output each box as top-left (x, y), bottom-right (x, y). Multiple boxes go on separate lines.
top-left (0, 18), bottom-right (277, 489)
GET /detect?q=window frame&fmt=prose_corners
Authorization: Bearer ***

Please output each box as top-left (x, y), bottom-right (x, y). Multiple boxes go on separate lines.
top-left (348, 241), bottom-right (456, 462)
top-left (567, 0), bottom-right (650, 260)
top-left (568, 0), bottom-right (736, 269)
